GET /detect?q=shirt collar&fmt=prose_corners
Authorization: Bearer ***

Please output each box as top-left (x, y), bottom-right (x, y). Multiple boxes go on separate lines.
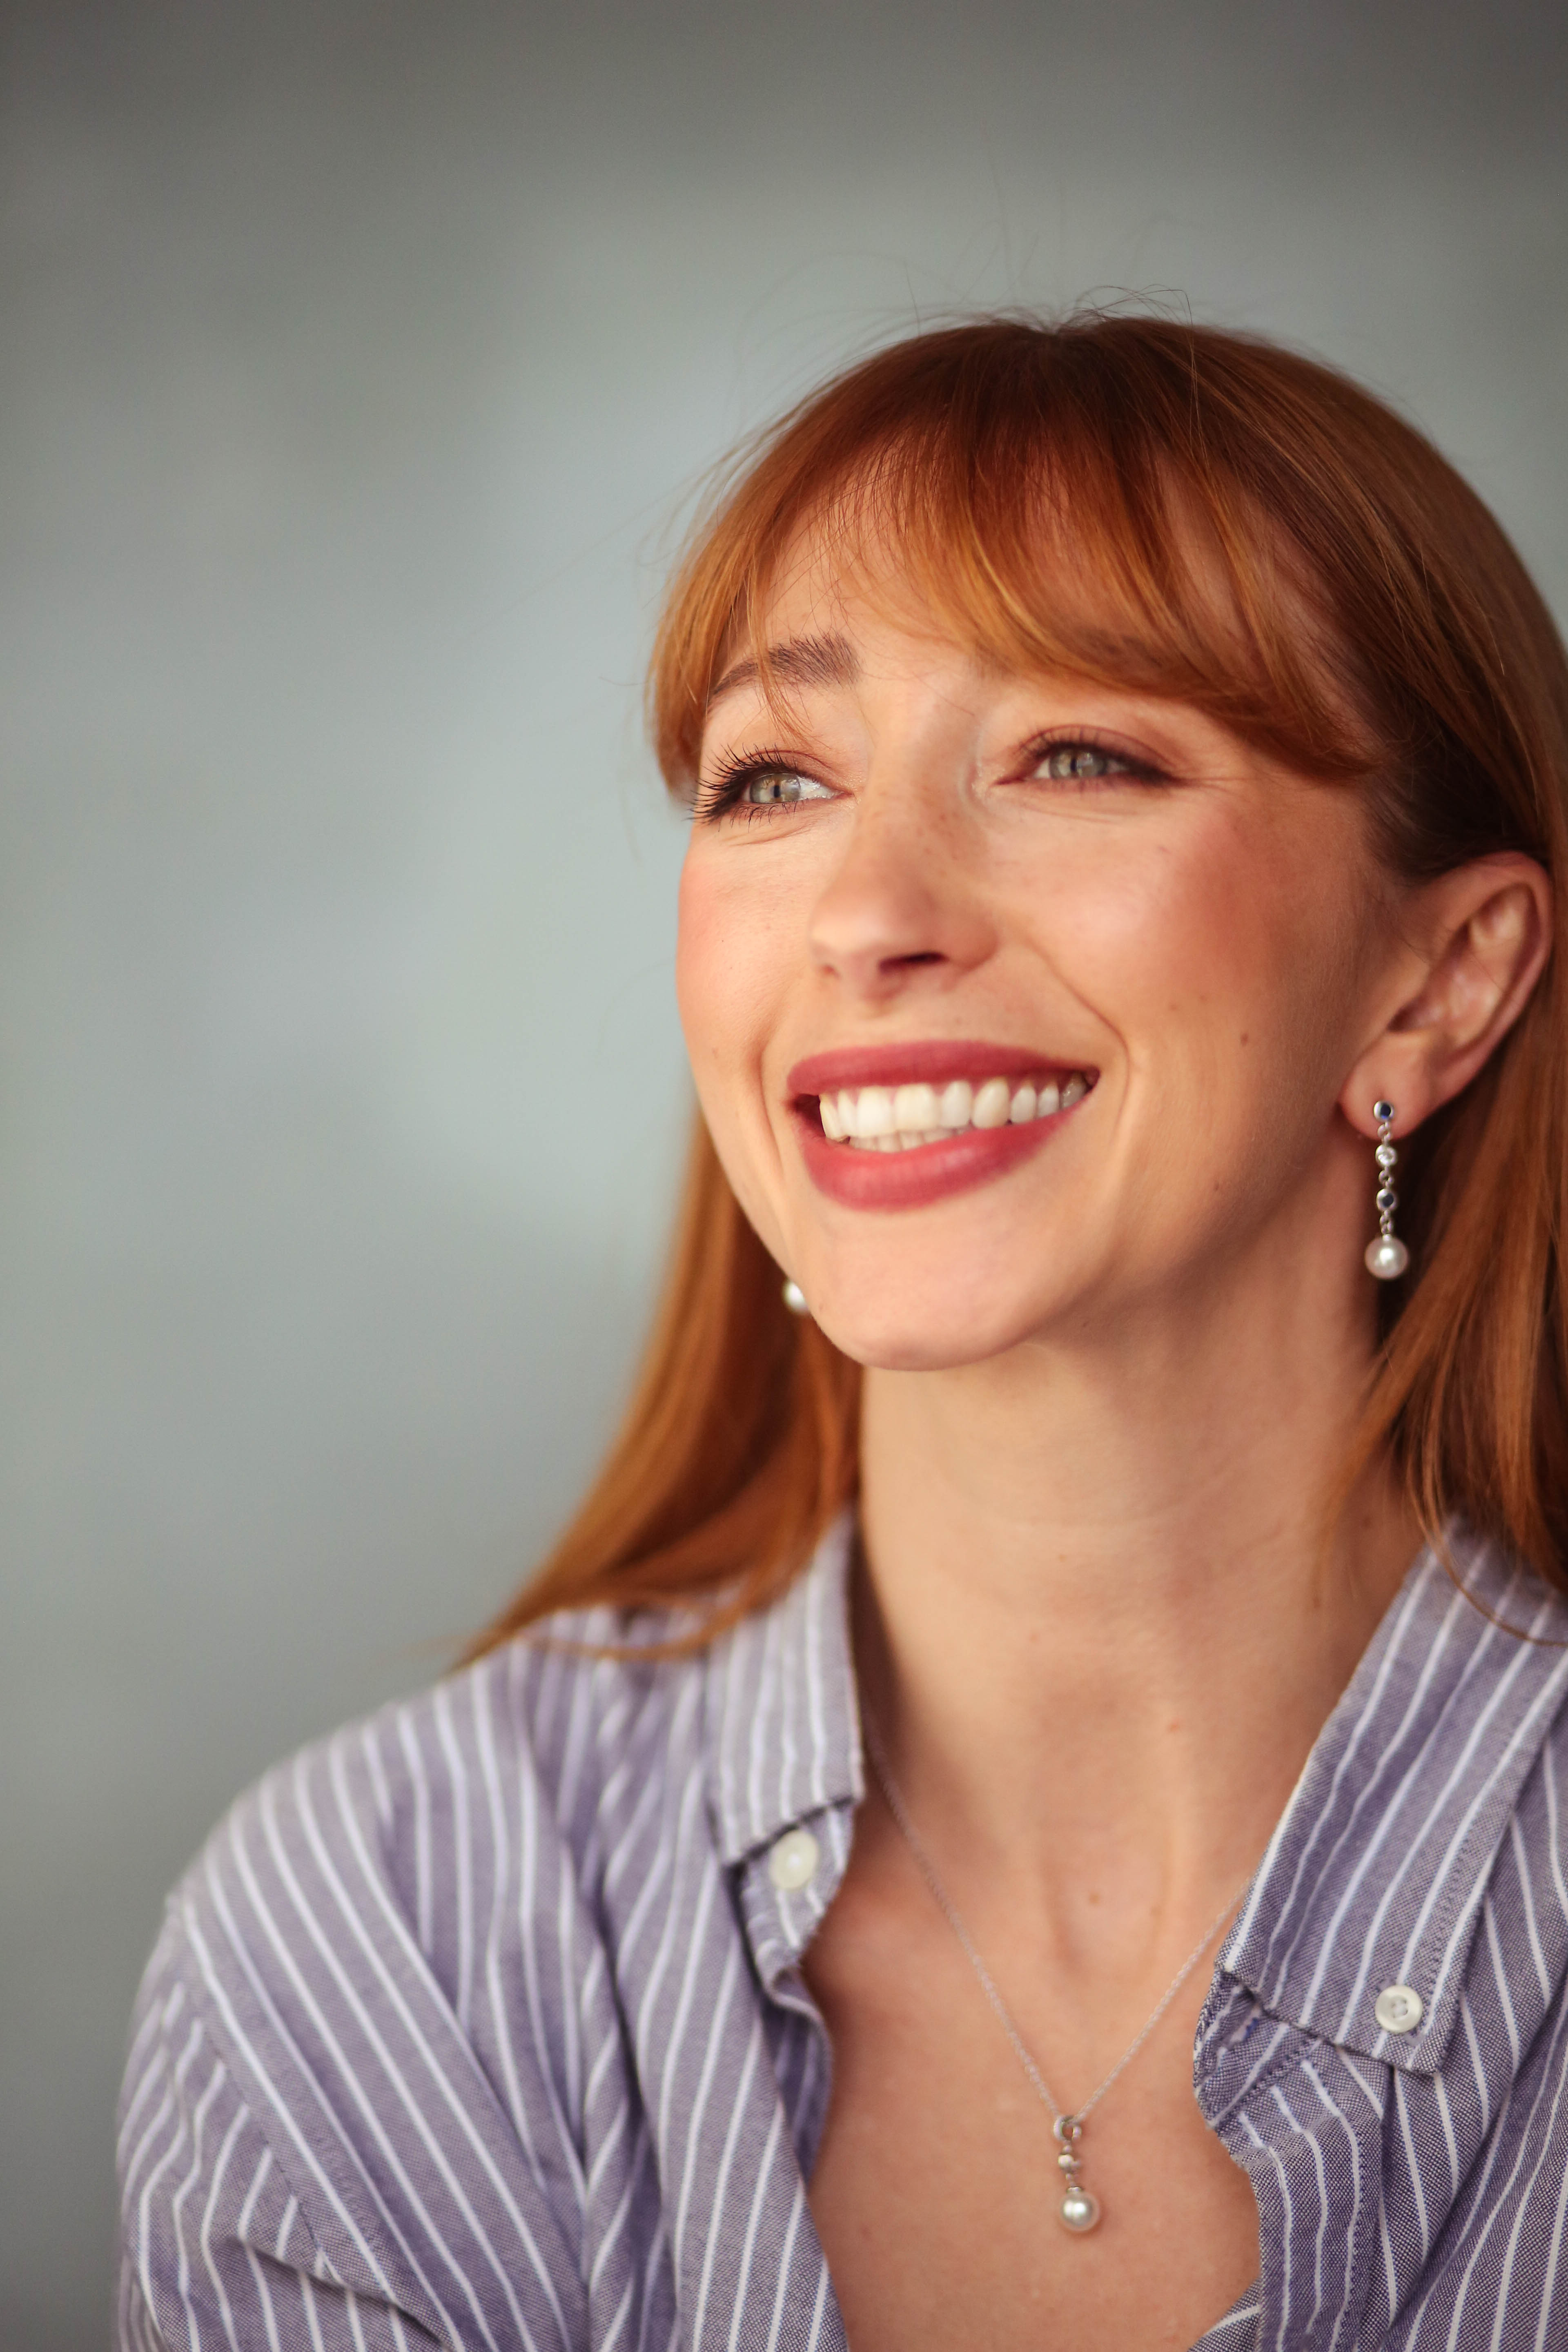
top-left (702, 1512), bottom-right (863, 1869)
top-left (1220, 1529), bottom-right (1568, 2075)
top-left (702, 1514), bottom-right (1568, 2080)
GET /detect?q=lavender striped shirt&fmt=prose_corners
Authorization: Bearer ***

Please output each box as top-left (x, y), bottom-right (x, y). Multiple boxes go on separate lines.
top-left (118, 1521), bottom-right (1568, 2349)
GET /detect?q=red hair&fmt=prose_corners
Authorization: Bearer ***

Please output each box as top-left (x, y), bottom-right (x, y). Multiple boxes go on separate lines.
top-left (472, 313), bottom-right (1568, 1653)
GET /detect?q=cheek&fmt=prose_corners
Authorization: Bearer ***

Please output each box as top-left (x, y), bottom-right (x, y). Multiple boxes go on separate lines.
top-left (675, 849), bottom-right (798, 1263)
top-left (1030, 807), bottom-right (1362, 1091)
top-left (674, 854), bottom-right (735, 1074)
top-left (675, 849), bottom-right (789, 1083)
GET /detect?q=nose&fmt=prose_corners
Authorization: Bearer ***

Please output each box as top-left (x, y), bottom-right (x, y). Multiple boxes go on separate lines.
top-left (807, 788), bottom-right (996, 1006)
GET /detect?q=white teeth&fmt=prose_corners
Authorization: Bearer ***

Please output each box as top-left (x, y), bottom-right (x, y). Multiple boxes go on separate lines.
top-left (823, 1070), bottom-right (1094, 1150)
top-left (972, 1077), bottom-right (1012, 1129)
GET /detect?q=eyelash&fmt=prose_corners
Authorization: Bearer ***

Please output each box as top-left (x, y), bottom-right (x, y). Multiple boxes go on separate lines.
top-left (690, 731), bottom-right (1168, 824)
top-left (690, 749), bottom-right (829, 826)
top-left (1020, 730), bottom-right (1167, 788)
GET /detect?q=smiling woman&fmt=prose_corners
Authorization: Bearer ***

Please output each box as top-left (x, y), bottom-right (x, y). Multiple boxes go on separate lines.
top-left (120, 318), bottom-right (1568, 2352)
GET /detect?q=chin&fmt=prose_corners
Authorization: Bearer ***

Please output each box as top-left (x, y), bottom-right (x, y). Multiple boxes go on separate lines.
top-left (810, 1289), bottom-right (1047, 1374)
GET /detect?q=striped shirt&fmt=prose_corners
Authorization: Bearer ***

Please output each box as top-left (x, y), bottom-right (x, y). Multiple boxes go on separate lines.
top-left (118, 1519), bottom-right (1568, 2350)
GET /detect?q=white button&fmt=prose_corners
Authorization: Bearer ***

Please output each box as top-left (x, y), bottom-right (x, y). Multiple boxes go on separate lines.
top-left (1374, 1984), bottom-right (1424, 2034)
top-left (767, 1827), bottom-right (820, 1892)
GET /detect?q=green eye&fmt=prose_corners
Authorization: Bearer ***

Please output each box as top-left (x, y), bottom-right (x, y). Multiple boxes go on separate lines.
top-left (742, 771), bottom-right (834, 806)
top-left (1036, 745), bottom-right (1129, 781)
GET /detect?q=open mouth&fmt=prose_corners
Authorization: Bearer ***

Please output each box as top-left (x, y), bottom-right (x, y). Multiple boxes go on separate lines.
top-left (815, 1070), bottom-right (1094, 1150)
top-left (785, 1045), bottom-right (1099, 1210)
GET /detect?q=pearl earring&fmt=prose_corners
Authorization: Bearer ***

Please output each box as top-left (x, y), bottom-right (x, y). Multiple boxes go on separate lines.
top-left (1364, 1101), bottom-right (1410, 1281)
top-left (782, 1278), bottom-right (809, 1315)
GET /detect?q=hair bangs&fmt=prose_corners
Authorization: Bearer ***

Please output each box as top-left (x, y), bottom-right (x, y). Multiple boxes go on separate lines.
top-left (652, 325), bottom-right (1377, 801)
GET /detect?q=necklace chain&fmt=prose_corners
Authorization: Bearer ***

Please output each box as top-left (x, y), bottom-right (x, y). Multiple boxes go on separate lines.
top-left (862, 1713), bottom-right (1252, 2231)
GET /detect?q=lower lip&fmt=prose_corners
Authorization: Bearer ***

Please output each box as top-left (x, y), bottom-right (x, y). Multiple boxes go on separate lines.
top-left (796, 1108), bottom-right (1066, 1210)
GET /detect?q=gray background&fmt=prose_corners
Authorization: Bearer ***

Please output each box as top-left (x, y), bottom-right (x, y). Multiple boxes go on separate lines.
top-left (2, 1), bottom-right (1565, 2343)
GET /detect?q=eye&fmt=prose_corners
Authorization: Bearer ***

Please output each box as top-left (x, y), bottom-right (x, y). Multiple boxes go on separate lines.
top-left (692, 754), bottom-right (840, 824)
top-left (739, 769), bottom-right (835, 807)
top-left (1030, 742), bottom-right (1139, 784)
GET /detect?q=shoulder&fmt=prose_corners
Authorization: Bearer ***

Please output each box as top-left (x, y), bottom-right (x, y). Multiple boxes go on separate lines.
top-left (158, 1602), bottom-right (709, 2045)
top-left (118, 1607), bottom-right (712, 2350)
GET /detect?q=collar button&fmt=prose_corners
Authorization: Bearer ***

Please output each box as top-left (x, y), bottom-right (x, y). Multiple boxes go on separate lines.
top-left (767, 1827), bottom-right (820, 1892)
top-left (1374, 1983), bottom-right (1424, 2035)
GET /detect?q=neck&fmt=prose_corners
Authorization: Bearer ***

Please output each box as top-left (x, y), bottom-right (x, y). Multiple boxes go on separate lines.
top-left (855, 1238), bottom-right (1418, 1949)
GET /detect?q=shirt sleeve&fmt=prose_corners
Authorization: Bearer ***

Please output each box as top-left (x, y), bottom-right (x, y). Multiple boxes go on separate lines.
top-left (117, 1918), bottom-right (443, 2352)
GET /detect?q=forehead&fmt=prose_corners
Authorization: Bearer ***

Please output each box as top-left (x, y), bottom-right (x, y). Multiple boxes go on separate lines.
top-left (706, 528), bottom-right (1002, 724)
top-left (713, 484), bottom-right (1236, 695)
top-left (697, 486), bottom-right (1368, 789)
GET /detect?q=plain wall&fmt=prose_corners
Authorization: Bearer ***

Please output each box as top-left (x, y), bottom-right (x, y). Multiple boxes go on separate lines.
top-left (2, 2), bottom-right (1566, 2343)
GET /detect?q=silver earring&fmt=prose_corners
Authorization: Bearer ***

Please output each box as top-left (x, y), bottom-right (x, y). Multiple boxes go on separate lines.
top-left (1364, 1101), bottom-right (1409, 1281)
top-left (782, 1278), bottom-right (810, 1316)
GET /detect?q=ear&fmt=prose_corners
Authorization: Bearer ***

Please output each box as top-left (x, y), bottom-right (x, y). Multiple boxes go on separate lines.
top-left (1341, 854), bottom-right (1553, 1141)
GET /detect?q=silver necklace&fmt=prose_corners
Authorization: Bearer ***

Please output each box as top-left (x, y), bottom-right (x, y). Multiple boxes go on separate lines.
top-left (863, 1715), bottom-right (1250, 2235)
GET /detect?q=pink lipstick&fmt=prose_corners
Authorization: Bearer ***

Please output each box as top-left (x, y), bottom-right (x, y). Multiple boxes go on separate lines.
top-left (787, 1042), bottom-right (1096, 1212)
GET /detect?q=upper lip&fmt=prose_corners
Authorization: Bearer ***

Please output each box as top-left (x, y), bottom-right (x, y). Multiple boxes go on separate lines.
top-left (786, 1039), bottom-right (1090, 1098)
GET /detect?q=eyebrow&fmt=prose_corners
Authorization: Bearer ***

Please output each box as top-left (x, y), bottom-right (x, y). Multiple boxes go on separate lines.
top-left (706, 631), bottom-right (860, 710)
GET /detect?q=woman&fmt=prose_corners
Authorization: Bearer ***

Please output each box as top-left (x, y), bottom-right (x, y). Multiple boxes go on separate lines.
top-left (118, 315), bottom-right (1568, 2351)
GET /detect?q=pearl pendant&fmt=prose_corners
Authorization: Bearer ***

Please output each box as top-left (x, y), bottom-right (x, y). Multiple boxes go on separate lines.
top-left (1059, 2184), bottom-right (1102, 2233)
top-left (1364, 1234), bottom-right (1410, 1281)
top-left (1055, 2118), bottom-right (1100, 2232)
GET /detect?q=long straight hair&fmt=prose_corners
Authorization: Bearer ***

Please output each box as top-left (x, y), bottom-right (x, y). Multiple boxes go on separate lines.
top-left (473, 314), bottom-right (1568, 1654)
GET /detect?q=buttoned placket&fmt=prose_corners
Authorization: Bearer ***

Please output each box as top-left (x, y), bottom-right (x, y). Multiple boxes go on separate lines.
top-left (1189, 1535), bottom-right (1568, 2346)
top-left (725, 1805), bottom-right (860, 2328)
top-left (703, 1517), bottom-right (865, 2194)
top-left (702, 1520), bottom-right (1568, 2350)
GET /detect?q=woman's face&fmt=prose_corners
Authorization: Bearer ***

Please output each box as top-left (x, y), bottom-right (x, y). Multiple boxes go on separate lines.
top-left (676, 543), bottom-right (1392, 1371)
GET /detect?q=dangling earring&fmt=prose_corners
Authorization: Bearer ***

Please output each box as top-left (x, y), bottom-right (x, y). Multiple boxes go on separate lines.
top-left (782, 1278), bottom-right (810, 1316)
top-left (1363, 1100), bottom-right (1410, 1281)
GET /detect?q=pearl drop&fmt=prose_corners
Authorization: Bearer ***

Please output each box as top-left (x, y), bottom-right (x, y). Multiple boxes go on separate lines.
top-left (782, 1278), bottom-right (809, 1315)
top-left (1365, 1235), bottom-right (1410, 1281)
top-left (1059, 2187), bottom-right (1102, 2233)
